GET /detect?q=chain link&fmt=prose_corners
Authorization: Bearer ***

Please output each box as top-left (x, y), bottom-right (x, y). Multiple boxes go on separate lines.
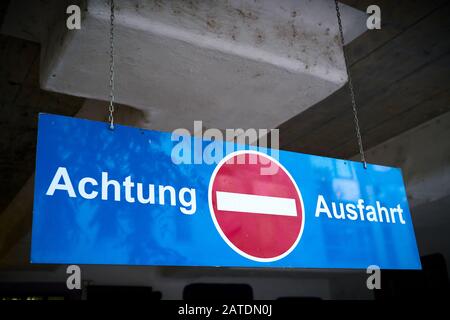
top-left (334, 0), bottom-right (367, 169)
top-left (108, 0), bottom-right (115, 130)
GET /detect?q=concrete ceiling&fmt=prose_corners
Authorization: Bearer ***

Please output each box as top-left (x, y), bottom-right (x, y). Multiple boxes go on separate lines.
top-left (279, 0), bottom-right (450, 158)
top-left (2, 0), bottom-right (367, 131)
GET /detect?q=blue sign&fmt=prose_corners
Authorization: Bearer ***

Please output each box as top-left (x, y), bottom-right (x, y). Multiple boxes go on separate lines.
top-left (31, 114), bottom-right (421, 269)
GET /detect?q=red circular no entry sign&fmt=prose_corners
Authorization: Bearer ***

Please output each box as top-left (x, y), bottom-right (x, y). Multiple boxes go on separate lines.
top-left (208, 150), bottom-right (305, 262)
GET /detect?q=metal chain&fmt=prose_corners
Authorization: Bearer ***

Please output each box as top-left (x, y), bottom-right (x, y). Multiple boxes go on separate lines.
top-left (334, 0), bottom-right (367, 169)
top-left (108, 0), bottom-right (115, 130)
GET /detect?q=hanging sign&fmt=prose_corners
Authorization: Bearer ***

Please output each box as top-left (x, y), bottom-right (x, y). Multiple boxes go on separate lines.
top-left (31, 114), bottom-right (421, 269)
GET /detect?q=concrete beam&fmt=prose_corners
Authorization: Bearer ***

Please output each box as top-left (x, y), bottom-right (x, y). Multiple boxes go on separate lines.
top-left (2, 0), bottom-right (367, 132)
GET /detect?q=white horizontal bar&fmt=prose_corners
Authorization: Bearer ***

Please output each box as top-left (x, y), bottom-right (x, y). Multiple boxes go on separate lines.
top-left (216, 191), bottom-right (297, 217)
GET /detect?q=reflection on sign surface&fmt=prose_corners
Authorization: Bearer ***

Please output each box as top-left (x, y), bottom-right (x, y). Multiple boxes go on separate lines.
top-left (31, 114), bottom-right (421, 269)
